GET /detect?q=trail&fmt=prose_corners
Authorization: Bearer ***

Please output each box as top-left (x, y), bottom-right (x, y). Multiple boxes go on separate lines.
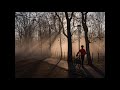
top-left (15, 57), bottom-right (104, 78)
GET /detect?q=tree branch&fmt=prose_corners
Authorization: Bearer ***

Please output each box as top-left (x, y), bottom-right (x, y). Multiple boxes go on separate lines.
top-left (71, 29), bottom-right (77, 36)
top-left (81, 12), bottom-right (84, 24)
top-left (55, 12), bottom-right (61, 22)
top-left (65, 12), bottom-right (68, 20)
top-left (69, 12), bottom-right (74, 21)
top-left (15, 13), bottom-right (24, 17)
top-left (55, 12), bottom-right (68, 38)
top-left (85, 12), bottom-right (88, 14)
top-left (85, 12), bottom-right (88, 24)
top-left (62, 24), bottom-right (68, 38)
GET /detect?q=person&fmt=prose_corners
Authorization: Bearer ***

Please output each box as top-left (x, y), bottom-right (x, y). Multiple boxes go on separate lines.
top-left (76, 45), bottom-right (87, 67)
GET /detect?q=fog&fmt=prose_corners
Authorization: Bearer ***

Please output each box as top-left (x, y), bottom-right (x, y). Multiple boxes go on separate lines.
top-left (51, 33), bottom-right (105, 58)
top-left (15, 12), bottom-right (105, 62)
top-left (15, 38), bottom-right (51, 61)
top-left (15, 33), bottom-right (105, 62)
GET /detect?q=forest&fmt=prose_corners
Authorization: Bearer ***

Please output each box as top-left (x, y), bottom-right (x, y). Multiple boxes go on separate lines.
top-left (15, 12), bottom-right (105, 78)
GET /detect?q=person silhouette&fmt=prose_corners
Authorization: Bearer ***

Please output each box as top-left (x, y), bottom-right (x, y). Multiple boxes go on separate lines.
top-left (76, 45), bottom-right (87, 67)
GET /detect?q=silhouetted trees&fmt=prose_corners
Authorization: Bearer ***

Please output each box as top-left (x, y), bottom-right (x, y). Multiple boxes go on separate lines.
top-left (81, 12), bottom-right (92, 65)
top-left (15, 12), bottom-right (105, 68)
top-left (15, 12), bottom-right (37, 48)
top-left (55, 12), bottom-right (75, 73)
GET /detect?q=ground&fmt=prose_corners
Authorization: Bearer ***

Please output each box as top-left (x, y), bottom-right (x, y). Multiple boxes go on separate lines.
top-left (15, 56), bottom-right (105, 78)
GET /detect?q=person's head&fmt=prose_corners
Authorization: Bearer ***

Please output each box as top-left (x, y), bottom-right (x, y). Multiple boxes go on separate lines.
top-left (81, 45), bottom-right (84, 49)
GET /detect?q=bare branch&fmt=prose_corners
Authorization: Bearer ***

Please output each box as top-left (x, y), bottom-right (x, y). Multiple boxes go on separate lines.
top-left (65, 12), bottom-right (68, 20)
top-left (15, 13), bottom-right (24, 17)
top-left (69, 12), bottom-right (74, 21)
top-left (81, 12), bottom-right (84, 24)
top-left (71, 29), bottom-right (77, 36)
top-left (85, 12), bottom-right (88, 14)
top-left (62, 24), bottom-right (68, 38)
top-left (55, 12), bottom-right (68, 38)
top-left (85, 12), bottom-right (88, 23)
top-left (55, 12), bottom-right (61, 22)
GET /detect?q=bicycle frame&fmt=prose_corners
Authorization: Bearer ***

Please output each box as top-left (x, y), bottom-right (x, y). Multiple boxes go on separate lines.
top-left (73, 55), bottom-right (81, 72)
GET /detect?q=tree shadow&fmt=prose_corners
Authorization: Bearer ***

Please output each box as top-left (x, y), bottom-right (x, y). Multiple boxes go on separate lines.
top-left (15, 58), bottom-right (69, 78)
top-left (68, 66), bottom-right (94, 78)
top-left (90, 64), bottom-right (105, 77)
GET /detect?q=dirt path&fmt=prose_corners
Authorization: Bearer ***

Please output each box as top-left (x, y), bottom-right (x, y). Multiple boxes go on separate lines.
top-left (15, 58), bottom-right (104, 78)
top-left (15, 58), bottom-right (68, 78)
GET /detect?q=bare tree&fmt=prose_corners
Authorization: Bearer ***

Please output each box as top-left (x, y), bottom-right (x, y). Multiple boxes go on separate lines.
top-left (87, 12), bottom-right (105, 41)
top-left (55, 12), bottom-right (75, 73)
top-left (81, 12), bottom-right (92, 65)
top-left (55, 12), bottom-right (65, 59)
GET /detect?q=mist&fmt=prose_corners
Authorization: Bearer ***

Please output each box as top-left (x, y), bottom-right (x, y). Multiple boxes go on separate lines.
top-left (15, 12), bottom-right (105, 78)
top-left (15, 33), bottom-right (105, 62)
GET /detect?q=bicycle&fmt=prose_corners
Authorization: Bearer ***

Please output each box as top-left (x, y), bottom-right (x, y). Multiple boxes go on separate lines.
top-left (73, 55), bottom-right (82, 73)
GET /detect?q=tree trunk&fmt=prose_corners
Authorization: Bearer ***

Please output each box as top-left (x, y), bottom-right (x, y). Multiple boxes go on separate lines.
top-left (49, 25), bottom-right (51, 56)
top-left (39, 27), bottom-right (42, 55)
top-left (60, 32), bottom-right (62, 59)
top-left (78, 30), bottom-right (80, 51)
top-left (67, 19), bottom-right (74, 73)
top-left (56, 12), bottom-right (75, 75)
top-left (81, 12), bottom-right (92, 65)
top-left (85, 31), bottom-right (92, 65)
top-left (64, 12), bottom-right (75, 75)
top-left (59, 21), bottom-right (62, 59)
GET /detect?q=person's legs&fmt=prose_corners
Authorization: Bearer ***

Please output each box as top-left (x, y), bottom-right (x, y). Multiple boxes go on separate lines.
top-left (81, 55), bottom-right (84, 67)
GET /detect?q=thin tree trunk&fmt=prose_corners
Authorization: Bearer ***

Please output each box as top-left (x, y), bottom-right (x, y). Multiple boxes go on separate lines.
top-left (81, 12), bottom-right (92, 65)
top-left (38, 25), bottom-right (42, 55)
top-left (85, 31), bottom-right (92, 65)
top-left (59, 28), bottom-right (62, 59)
top-left (49, 25), bottom-right (51, 56)
top-left (40, 28), bottom-right (42, 55)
